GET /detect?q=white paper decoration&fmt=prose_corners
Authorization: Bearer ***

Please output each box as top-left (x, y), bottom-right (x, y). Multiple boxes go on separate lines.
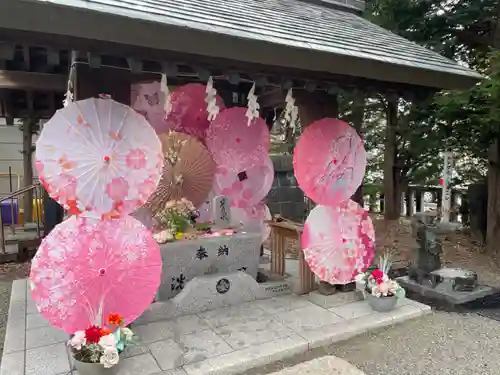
top-left (245, 82), bottom-right (260, 126)
top-left (205, 77), bottom-right (221, 121)
top-left (160, 73), bottom-right (172, 115)
top-left (284, 88), bottom-right (299, 133)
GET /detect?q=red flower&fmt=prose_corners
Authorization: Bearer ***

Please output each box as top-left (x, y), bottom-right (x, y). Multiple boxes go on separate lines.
top-left (85, 326), bottom-right (103, 343)
top-left (107, 313), bottom-right (124, 326)
top-left (371, 269), bottom-right (384, 283)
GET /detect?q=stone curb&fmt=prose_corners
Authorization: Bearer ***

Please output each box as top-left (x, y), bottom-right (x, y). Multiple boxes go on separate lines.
top-left (182, 301), bottom-right (432, 375)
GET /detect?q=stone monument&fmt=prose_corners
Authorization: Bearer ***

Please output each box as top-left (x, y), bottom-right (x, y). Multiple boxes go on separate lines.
top-left (398, 213), bottom-right (495, 305)
top-left (212, 195), bottom-right (231, 227)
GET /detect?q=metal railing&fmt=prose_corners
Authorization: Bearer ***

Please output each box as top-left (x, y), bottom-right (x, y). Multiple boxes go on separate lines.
top-left (0, 183), bottom-right (43, 254)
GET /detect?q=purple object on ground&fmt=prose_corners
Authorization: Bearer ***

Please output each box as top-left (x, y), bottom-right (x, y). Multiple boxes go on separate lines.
top-left (0, 199), bottom-right (18, 225)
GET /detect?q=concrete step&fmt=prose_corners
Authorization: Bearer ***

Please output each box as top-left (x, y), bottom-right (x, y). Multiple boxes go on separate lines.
top-left (265, 356), bottom-right (366, 375)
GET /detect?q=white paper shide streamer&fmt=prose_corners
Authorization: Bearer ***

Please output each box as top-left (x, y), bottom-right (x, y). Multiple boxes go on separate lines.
top-left (160, 73), bottom-right (172, 115)
top-left (245, 82), bottom-right (260, 126)
top-left (62, 65), bottom-right (75, 108)
top-left (205, 77), bottom-right (220, 121)
top-left (283, 88), bottom-right (299, 133)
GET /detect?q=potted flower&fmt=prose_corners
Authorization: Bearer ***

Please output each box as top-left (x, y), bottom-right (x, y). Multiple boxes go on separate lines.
top-left (68, 313), bottom-right (134, 375)
top-left (354, 253), bottom-right (405, 312)
top-left (153, 198), bottom-right (197, 244)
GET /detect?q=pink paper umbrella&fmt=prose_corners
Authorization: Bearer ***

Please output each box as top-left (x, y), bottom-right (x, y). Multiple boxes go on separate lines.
top-left (131, 81), bottom-right (171, 134)
top-left (35, 98), bottom-right (164, 219)
top-left (214, 155), bottom-right (274, 208)
top-left (293, 118), bottom-right (366, 205)
top-left (207, 107), bottom-right (270, 172)
top-left (302, 200), bottom-right (375, 285)
top-left (29, 215), bottom-right (162, 334)
top-left (231, 202), bottom-right (272, 243)
top-left (168, 83), bottom-right (226, 143)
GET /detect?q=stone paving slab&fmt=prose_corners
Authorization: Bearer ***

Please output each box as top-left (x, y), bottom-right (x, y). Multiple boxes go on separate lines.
top-left (265, 355), bottom-right (366, 375)
top-left (1, 279), bottom-right (432, 375)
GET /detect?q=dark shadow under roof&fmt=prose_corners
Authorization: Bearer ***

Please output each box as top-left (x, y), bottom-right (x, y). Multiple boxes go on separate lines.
top-left (0, 0), bottom-right (483, 90)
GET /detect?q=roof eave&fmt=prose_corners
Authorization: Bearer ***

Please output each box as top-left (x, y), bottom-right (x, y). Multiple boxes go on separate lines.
top-left (0, 0), bottom-right (482, 91)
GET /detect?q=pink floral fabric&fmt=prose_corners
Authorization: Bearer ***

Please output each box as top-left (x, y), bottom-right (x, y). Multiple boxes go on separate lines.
top-left (206, 107), bottom-right (270, 173)
top-left (168, 83), bottom-right (226, 143)
top-left (230, 202), bottom-right (272, 243)
top-left (293, 118), bottom-right (366, 205)
top-left (302, 201), bottom-right (375, 284)
top-left (213, 156), bottom-right (274, 208)
top-left (29, 215), bottom-right (162, 334)
top-left (35, 98), bottom-right (164, 219)
top-left (131, 81), bottom-right (171, 134)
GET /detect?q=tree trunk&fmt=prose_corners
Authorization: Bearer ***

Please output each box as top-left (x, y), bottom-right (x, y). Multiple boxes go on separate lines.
top-left (486, 0), bottom-right (500, 249)
top-left (22, 117), bottom-right (34, 223)
top-left (383, 96), bottom-right (401, 220)
top-left (405, 187), bottom-right (413, 217)
top-left (487, 141), bottom-right (500, 250)
top-left (351, 93), bottom-right (365, 206)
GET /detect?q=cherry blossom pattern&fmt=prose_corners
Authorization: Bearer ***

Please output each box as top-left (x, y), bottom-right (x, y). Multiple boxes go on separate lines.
top-left (167, 83), bottom-right (226, 143)
top-left (293, 118), bottom-right (366, 205)
top-left (35, 98), bottom-right (164, 219)
top-left (302, 201), bottom-right (375, 285)
top-left (206, 107), bottom-right (270, 173)
top-left (29, 215), bottom-right (162, 334)
top-left (213, 156), bottom-right (274, 208)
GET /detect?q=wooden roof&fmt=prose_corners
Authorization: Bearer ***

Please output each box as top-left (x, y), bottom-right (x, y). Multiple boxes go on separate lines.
top-left (0, 0), bottom-right (482, 90)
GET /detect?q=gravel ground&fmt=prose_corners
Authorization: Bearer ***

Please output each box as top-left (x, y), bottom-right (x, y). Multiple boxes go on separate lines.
top-left (0, 281), bottom-right (12, 359)
top-left (246, 311), bottom-right (500, 375)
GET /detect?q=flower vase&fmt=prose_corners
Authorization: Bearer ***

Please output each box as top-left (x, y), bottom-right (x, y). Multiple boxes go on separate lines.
top-left (73, 359), bottom-right (122, 375)
top-left (365, 293), bottom-right (397, 312)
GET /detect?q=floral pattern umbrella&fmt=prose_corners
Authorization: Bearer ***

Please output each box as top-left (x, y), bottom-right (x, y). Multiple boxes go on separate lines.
top-left (167, 83), bottom-right (226, 143)
top-left (293, 118), bottom-right (366, 205)
top-left (213, 156), bottom-right (274, 208)
top-left (302, 200), bottom-right (375, 285)
top-left (35, 98), bottom-right (164, 219)
top-left (29, 215), bottom-right (162, 334)
top-left (231, 202), bottom-right (272, 243)
top-left (206, 107), bottom-right (270, 172)
top-left (131, 81), bottom-right (171, 134)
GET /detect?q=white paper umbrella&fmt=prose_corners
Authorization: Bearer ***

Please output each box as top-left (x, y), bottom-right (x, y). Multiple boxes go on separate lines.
top-left (35, 98), bottom-right (164, 219)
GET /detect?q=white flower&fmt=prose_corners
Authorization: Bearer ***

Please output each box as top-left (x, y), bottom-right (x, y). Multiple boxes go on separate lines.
top-left (121, 327), bottom-right (134, 341)
top-left (354, 273), bottom-right (366, 284)
top-left (68, 331), bottom-right (86, 350)
top-left (100, 347), bottom-right (120, 368)
top-left (98, 334), bottom-right (116, 349)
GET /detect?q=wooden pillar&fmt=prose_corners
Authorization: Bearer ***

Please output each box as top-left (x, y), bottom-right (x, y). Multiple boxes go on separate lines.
top-left (74, 64), bottom-right (131, 104)
top-left (22, 91), bottom-right (35, 223)
top-left (351, 92), bottom-right (365, 205)
top-left (270, 228), bottom-right (286, 276)
top-left (296, 91), bottom-right (339, 126)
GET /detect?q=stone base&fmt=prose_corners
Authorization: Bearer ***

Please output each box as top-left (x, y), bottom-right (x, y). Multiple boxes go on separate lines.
top-left (136, 273), bottom-right (294, 325)
top-left (2, 279), bottom-right (432, 375)
top-left (397, 275), bottom-right (496, 305)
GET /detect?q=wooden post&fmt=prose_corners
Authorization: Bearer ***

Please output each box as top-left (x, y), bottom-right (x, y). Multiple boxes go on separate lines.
top-left (270, 227), bottom-right (286, 276)
top-left (22, 91), bottom-right (34, 224)
top-left (351, 92), bottom-right (366, 205)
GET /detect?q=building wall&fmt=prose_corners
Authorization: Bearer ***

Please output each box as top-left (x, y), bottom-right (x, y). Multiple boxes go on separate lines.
top-left (0, 124), bottom-right (38, 195)
top-left (266, 155), bottom-right (306, 222)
